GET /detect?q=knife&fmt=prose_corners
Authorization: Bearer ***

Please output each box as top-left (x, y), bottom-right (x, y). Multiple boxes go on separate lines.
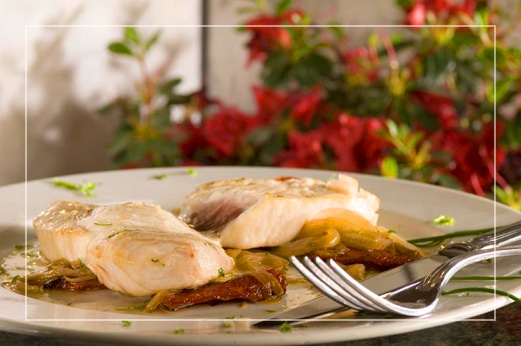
top-left (253, 219), bottom-right (521, 328)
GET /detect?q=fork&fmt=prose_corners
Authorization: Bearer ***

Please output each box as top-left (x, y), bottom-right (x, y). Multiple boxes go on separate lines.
top-left (290, 245), bottom-right (521, 317)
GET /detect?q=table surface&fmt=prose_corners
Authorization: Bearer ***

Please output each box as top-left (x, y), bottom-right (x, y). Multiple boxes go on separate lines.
top-left (1, 303), bottom-right (520, 346)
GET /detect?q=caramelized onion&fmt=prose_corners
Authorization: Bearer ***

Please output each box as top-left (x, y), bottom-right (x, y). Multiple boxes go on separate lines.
top-left (145, 289), bottom-right (172, 312)
top-left (233, 250), bottom-right (288, 273)
top-left (300, 208), bottom-right (394, 251)
top-left (270, 228), bottom-right (341, 258)
top-left (250, 270), bottom-right (285, 302)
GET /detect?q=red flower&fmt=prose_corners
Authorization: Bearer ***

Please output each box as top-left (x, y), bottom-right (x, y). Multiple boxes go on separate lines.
top-left (322, 113), bottom-right (389, 172)
top-left (403, 0), bottom-right (476, 25)
top-left (202, 106), bottom-right (258, 159)
top-left (411, 91), bottom-right (459, 130)
top-left (343, 47), bottom-right (379, 84)
top-left (252, 86), bottom-right (291, 123)
top-left (432, 121), bottom-right (506, 195)
top-left (290, 89), bottom-right (321, 125)
top-left (406, 2), bottom-right (426, 26)
top-left (275, 130), bottom-right (325, 168)
top-left (178, 121), bottom-right (209, 159)
top-left (244, 9), bottom-right (305, 65)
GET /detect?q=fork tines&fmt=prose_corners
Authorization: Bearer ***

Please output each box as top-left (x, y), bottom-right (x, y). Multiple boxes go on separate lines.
top-left (290, 256), bottom-right (387, 313)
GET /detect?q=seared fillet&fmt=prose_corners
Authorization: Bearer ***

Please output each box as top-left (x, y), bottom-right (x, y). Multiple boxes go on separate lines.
top-left (33, 200), bottom-right (97, 262)
top-left (86, 230), bottom-right (233, 296)
top-left (33, 201), bottom-right (234, 297)
top-left (179, 174), bottom-right (380, 249)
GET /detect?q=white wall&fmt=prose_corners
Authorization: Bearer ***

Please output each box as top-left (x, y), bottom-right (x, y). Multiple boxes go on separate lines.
top-left (0, 0), bottom-right (202, 186)
top-left (206, 0), bottom-right (402, 111)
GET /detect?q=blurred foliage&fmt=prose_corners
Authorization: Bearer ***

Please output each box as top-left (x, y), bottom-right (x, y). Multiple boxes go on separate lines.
top-left (100, 0), bottom-right (521, 210)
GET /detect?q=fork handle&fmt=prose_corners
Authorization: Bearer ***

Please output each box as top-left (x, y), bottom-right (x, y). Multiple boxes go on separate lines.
top-left (423, 245), bottom-right (521, 289)
top-left (439, 220), bottom-right (521, 258)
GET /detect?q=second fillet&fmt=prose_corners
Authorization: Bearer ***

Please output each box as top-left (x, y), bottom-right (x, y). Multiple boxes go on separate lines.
top-left (179, 174), bottom-right (380, 249)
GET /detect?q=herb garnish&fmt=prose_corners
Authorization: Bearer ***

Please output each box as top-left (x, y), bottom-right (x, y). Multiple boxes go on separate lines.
top-left (279, 321), bottom-right (292, 332)
top-left (451, 276), bottom-right (521, 281)
top-left (432, 215), bottom-right (455, 226)
top-left (121, 320), bottom-right (132, 327)
top-left (153, 173), bottom-right (168, 180)
top-left (53, 179), bottom-right (96, 197)
top-left (408, 227), bottom-right (495, 248)
top-left (151, 259), bottom-right (166, 267)
top-left (218, 268), bottom-right (225, 277)
top-left (442, 287), bottom-right (521, 303)
top-left (174, 329), bottom-right (185, 334)
top-left (187, 168), bottom-right (197, 176)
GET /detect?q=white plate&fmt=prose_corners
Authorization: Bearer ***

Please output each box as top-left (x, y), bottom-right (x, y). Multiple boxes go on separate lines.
top-left (1, 166), bottom-right (520, 345)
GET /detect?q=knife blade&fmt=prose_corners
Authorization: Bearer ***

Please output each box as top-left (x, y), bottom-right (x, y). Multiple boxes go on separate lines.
top-left (253, 219), bottom-right (521, 328)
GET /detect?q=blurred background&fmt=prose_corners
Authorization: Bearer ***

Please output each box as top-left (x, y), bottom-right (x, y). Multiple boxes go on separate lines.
top-left (1, 0), bottom-right (520, 209)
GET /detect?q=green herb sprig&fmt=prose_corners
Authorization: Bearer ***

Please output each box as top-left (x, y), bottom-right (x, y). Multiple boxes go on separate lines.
top-left (53, 179), bottom-right (96, 197)
top-left (442, 287), bottom-right (521, 303)
top-left (408, 227), bottom-right (496, 248)
top-left (432, 215), bottom-right (455, 226)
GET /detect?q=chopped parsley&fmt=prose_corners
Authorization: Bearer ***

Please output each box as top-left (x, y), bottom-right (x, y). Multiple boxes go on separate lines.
top-left (220, 322), bottom-right (232, 329)
top-left (107, 231), bottom-right (124, 239)
top-left (432, 215), bottom-right (455, 226)
top-left (279, 321), bottom-right (292, 332)
top-left (187, 168), bottom-right (197, 176)
top-left (218, 267), bottom-right (225, 277)
top-left (151, 259), bottom-right (166, 267)
top-left (121, 320), bottom-right (132, 327)
top-left (174, 329), bottom-right (185, 334)
top-left (153, 173), bottom-right (168, 180)
top-left (53, 179), bottom-right (96, 197)
top-left (387, 228), bottom-right (396, 234)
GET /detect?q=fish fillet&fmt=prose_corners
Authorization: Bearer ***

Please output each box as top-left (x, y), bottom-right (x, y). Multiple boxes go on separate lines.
top-left (33, 200), bottom-right (97, 263)
top-left (179, 174), bottom-right (380, 249)
top-left (33, 201), bottom-right (234, 297)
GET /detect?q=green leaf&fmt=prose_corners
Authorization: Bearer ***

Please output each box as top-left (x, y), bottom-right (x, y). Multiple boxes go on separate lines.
top-left (124, 27), bottom-right (140, 44)
top-left (435, 173), bottom-right (461, 189)
top-left (108, 42), bottom-right (133, 56)
top-left (502, 113), bottom-right (521, 149)
top-left (108, 131), bottom-right (134, 157)
top-left (326, 22), bottom-right (344, 41)
top-left (263, 51), bottom-right (291, 88)
top-left (166, 94), bottom-right (192, 105)
top-left (144, 31), bottom-right (161, 52)
top-left (386, 119), bottom-right (399, 138)
top-left (490, 76), bottom-right (515, 103)
top-left (422, 49), bottom-right (451, 81)
top-left (395, 0), bottom-right (413, 9)
top-left (294, 53), bottom-right (332, 87)
top-left (275, 0), bottom-right (293, 15)
top-left (158, 78), bottom-right (182, 95)
top-left (406, 131), bottom-right (424, 150)
top-left (380, 156), bottom-right (399, 178)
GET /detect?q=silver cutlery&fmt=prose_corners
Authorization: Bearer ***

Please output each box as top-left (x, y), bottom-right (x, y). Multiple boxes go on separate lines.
top-left (253, 219), bottom-right (521, 327)
top-left (291, 245), bottom-right (521, 317)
